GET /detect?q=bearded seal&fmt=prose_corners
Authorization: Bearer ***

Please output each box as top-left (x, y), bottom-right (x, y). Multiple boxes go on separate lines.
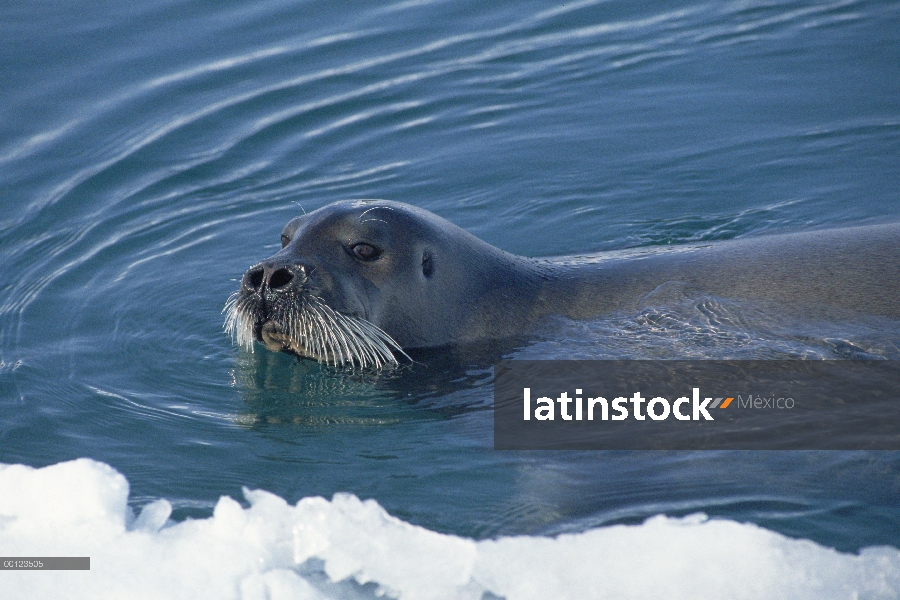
top-left (225, 200), bottom-right (900, 367)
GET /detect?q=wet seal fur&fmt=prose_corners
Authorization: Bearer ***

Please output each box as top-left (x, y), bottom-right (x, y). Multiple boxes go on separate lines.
top-left (226, 200), bottom-right (900, 367)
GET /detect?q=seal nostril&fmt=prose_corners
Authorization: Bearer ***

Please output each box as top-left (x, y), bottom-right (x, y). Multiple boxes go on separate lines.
top-left (246, 267), bottom-right (264, 291)
top-left (269, 268), bottom-right (294, 290)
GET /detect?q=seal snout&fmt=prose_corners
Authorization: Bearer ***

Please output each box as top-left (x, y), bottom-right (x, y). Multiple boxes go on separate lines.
top-left (241, 262), bottom-right (307, 295)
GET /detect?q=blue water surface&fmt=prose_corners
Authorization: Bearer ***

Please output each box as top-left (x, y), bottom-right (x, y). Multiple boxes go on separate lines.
top-left (1, 0), bottom-right (899, 554)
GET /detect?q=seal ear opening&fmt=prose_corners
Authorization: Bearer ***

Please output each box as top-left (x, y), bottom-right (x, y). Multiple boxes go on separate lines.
top-left (422, 250), bottom-right (434, 278)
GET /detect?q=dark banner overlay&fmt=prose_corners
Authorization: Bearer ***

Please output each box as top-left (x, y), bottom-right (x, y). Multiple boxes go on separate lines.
top-left (1, 557), bottom-right (90, 570)
top-left (494, 361), bottom-right (900, 450)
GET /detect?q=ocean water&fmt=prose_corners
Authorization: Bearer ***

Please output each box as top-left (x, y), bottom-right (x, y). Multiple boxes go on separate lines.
top-left (1, 0), bottom-right (899, 596)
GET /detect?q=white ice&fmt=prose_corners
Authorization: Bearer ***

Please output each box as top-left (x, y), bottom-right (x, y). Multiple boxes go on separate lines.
top-left (1, 459), bottom-right (898, 599)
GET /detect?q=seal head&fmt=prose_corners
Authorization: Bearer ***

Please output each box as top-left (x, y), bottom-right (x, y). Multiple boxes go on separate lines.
top-left (225, 200), bottom-right (541, 367)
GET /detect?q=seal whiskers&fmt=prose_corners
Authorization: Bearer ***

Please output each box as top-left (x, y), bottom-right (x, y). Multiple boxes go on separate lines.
top-left (223, 289), bottom-right (408, 369)
top-left (305, 299), bottom-right (410, 368)
top-left (223, 291), bottom-right (256, 351)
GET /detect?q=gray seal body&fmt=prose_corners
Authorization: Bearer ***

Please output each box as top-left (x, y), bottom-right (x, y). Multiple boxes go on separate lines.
top-left (226, 200), bottom-right (899, 365)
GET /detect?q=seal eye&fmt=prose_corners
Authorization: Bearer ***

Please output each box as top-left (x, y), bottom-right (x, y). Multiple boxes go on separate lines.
top-left (280, 234), bottom-right (290, 249)
top-left (351, 243), bottom-right (381, 261)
